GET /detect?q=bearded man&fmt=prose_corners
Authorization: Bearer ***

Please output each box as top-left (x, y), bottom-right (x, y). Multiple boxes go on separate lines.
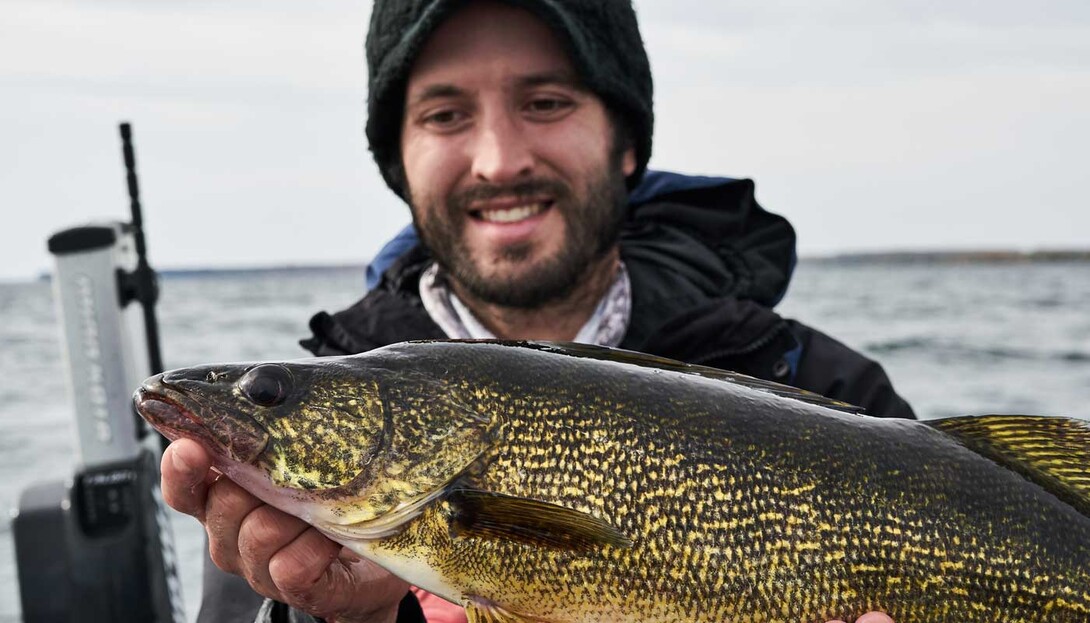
top-left (162, 1), bottom-right (912, 622)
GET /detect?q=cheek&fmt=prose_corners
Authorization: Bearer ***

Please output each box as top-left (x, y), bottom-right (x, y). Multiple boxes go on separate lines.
top-left (402, 134), bottom-right (467, 203)
top-left (536, 116), bottom-right (612, 176)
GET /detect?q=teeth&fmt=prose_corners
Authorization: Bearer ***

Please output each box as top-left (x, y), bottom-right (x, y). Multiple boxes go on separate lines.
top-left (478, 203), bottom-right (545, 223)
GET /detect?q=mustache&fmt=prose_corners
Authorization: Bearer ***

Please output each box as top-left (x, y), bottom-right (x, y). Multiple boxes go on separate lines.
top-left (449, 179), bottom-right (570, 210)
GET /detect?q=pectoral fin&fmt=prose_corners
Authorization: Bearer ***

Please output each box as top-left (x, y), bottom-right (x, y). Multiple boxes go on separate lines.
top-left (464, 599), bottom-right (547, 623)
top-left (930, 415), bottom-right (1090, 517)
top-left (448, 488), bottom-right (632, 551)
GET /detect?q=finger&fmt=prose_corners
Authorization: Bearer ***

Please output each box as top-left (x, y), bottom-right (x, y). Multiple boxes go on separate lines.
top-left (237, 505), bottom-right (311, 599)
top-left (856, 613), bottom-right (895, 623)
top-left (160, 439), bottom-right (213, 520)
top-left (271, 529), bottom-right (408, 621)
top-left (268, 527), bottom-right (343, 598)
top-left (269, 527), bottom-right (359, 617)
top-left (204, 477), bottom-right (263, 575)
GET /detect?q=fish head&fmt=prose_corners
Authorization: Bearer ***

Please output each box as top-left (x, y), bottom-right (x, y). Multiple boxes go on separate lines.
top-left (134, 354), bottom-right (496, 539)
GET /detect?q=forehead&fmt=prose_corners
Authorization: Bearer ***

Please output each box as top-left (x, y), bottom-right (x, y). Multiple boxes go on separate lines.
top-left (407, 1), bottom-right (576, 93)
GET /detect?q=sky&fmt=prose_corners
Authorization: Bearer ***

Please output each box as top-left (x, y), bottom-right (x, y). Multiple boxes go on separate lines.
top-left (1, 0), bottom-right (1088, 282)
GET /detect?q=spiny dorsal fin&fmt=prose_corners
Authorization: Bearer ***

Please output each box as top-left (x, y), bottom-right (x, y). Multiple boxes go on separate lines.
top-left (514, 340), bottom-right (864, 415)
top-left (448, 488), bottom-right (632, 551)
top-left (929, 415), bottom-right (1090, 518)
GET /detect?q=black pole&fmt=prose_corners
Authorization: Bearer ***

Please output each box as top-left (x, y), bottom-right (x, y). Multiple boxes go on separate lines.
top-left (119, 122), bottom-right (165, 377)
top-left (118, 125), bottom-right (184, 620)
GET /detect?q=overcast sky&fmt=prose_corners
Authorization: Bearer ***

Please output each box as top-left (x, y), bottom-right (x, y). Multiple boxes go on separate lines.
top-left (2, 0), bottom-right (1087, 282)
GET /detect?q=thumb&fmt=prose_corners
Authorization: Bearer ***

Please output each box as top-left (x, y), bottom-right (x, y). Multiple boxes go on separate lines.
top-left (161, 438), bottom-right (214, 520)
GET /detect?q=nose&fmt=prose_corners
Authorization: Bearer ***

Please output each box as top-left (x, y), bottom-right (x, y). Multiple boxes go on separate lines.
top-left (161, 365), bottom-right (235, 388)
top-left (137, 372), bottom-right (166, 394)
top-left (470, 112), bottom-right (534, 184)
top-left (162, 367), bottom-right (211, 385)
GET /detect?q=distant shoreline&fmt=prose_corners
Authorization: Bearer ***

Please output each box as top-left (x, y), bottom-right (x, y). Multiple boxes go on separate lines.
top-left (157, 250), bottom-right (1090, 274)
top-left (15, 250), bottom-right (1090, 283)
top-left (25, 263), bottom-right (369, 283)
top-left (807, 250), bottom-right (1090, 265)
top-left (137, 251), bottom-right (1090, 278)
top-left (156, 263), bottom-right (367, 279)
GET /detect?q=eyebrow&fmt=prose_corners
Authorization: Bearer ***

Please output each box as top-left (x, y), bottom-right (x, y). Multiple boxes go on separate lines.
top-left (515, 70), bottom-right (586, 91)
top-left (407, 84), bottom-right (466, 108)
top-left (406, 71), bottom-right (587, 108)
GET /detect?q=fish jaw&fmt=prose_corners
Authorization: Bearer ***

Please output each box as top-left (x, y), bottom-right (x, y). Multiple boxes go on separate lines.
top-left (134, 377), bottom-right (269, 465)
top-left (218, 460), bottom-right (341, 524)
top-left (134, 374), bottom-right (445, 537)
top-left (134, 382), bottom-right (367, 527)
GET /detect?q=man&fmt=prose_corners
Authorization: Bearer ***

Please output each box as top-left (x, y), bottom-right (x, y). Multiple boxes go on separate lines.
top-left (163, 1), bottom-right (912, 622)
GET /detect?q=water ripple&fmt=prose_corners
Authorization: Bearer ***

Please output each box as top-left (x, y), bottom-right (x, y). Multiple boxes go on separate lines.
top-left (866, 338), bottom-right (1089, 364)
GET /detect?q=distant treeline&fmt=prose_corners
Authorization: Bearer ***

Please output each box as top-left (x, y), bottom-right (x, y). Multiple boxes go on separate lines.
top-left (157, 264), bottom-right (367, 279)
top-left (31, 263), bottom-right (369, 284)
top-left (808, 250), bottom-right (1090, 265)
top-left (32, 251), bottom-right (1090, 283)
top-left (120, 252), bottom-right (1090, 277)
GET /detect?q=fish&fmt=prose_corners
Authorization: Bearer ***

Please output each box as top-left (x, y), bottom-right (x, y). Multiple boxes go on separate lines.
top-left (133, 339), bottom-right (1090, 623)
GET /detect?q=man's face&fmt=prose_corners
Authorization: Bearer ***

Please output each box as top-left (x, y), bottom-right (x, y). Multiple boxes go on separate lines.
top-left (400, 0), bottom-right (637, 309)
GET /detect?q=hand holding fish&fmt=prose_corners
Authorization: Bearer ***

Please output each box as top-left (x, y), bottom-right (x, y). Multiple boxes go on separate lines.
top-left (162, 438), bottom-right (409, 623)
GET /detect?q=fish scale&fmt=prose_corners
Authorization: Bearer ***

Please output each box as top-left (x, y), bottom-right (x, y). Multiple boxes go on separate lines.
top-left (135, 340), bottom-right (1090, 623)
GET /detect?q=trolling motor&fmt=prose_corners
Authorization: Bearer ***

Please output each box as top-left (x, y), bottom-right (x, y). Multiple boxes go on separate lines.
top-left (12, 124), bottom-right (185, 623)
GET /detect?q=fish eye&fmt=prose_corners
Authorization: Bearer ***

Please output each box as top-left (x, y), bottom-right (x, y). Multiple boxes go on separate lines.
top-left (239, 364), bottom-right (293, 407)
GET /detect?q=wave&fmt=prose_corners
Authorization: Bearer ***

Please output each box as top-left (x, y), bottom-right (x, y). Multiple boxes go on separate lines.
top-left (865, 337), bottom-right (1090, 364)
top-left (865, 337), bottom-right (937, 353)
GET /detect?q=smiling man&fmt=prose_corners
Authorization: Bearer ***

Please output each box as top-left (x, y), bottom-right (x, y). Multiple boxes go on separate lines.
top-left (399, 3), bottom-right (633, 340)
top-left (162, 1), bottom-right (912, 622)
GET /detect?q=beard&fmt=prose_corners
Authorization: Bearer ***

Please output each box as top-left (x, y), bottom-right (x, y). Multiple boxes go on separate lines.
top-left (409, 154), bottom-right (628, 309)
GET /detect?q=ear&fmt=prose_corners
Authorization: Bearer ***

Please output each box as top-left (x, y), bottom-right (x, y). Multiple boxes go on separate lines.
top-left (622, 146), bottom-right (636, 177)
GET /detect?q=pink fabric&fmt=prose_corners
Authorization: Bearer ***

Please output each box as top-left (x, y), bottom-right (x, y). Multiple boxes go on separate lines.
top-left (411, 587), bottom-right (468, 623)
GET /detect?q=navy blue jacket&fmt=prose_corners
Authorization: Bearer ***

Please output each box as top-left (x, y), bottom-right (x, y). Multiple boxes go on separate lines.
top-left (303, 171), bottom-right (914, 417)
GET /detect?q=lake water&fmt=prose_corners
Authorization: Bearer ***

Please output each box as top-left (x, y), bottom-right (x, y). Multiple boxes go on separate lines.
top-left (1, 261), bottom-right (1088, 621)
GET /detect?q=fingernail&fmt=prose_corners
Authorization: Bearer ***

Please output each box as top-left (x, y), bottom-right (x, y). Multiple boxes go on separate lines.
top-left (171, 448), bottom-right (192, 476)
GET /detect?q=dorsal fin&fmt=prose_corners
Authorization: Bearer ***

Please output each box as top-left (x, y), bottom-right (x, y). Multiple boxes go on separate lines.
top-left (929, 415), bottom-right (1090, 518)
top-left (505, 340), bottom-right (864, 415)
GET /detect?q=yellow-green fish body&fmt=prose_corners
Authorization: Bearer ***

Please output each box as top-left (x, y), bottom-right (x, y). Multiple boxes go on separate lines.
top-left (135, 340), bottom-right (1090, 623)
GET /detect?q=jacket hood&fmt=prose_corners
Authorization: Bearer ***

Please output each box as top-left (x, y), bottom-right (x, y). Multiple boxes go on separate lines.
top-left (622, 170), bottom-right (796, 308)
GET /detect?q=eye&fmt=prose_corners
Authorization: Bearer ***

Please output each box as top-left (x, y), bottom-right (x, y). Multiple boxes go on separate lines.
top-left (238, 364), bottom-right (293, 407)
top-left (422, 108), bottom-right (468, 131)
top-left (427, 110), bottom-right (457, 124)
top-left (525, 96), bottom-right (574, 118)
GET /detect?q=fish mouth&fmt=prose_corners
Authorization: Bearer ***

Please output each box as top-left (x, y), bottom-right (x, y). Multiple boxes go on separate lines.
top-left (134, 388), bottom-right (206, 441)
top-left (134, 377), bottom-right (269, 464)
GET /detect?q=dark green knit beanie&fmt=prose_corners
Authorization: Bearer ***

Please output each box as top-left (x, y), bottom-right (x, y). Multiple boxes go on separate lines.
top-left (365, 0), bottom-right (654, 200)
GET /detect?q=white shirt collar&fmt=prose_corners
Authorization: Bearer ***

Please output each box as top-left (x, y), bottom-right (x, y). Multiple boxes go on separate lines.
top-left (418, 261), bottom-right (631, 346)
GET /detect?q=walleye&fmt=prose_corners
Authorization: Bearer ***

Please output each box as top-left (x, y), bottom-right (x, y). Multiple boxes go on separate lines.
top-left (135, 340), bottom-right (1090, 623)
